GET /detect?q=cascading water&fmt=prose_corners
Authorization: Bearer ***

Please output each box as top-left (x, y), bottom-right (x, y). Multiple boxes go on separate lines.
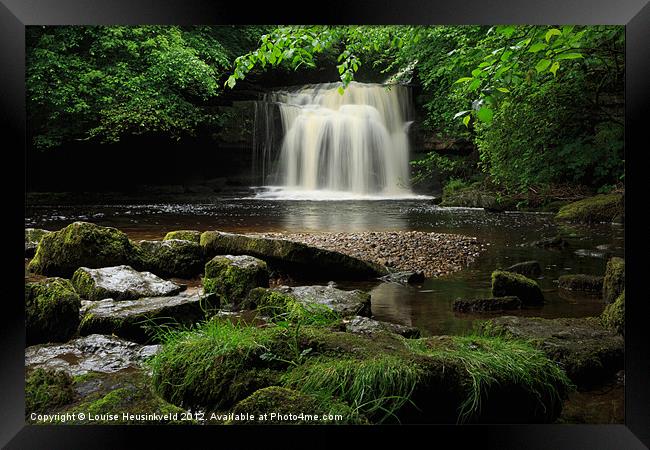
top-left (253, 81), bottom-right (421, 200)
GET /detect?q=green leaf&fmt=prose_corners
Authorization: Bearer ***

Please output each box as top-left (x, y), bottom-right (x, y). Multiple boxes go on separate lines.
top-left (453, 110), bottom-right (471, 119)
top-left (556, 52), bottom-right (583, 60)
top-left (527, 42), bottom-right (548, 53)
top-left (468, 79), bottom-right (481, 91)
top-left (549, 61), bottom-right (560, 76)
top-left (226, 76), bottom-right (236, 88)
top-left (496, 87), bottom-right (510, 93)
top-left (454, 77), bottom-right (473, 84)
top-left (337, 86), bottom-right (345, 95)
top-left (471, 68), bottom-right (482, 77)
top-left (462, 115), bottom-right (471, 127)
top-left (477, 107), bottom-right (493, 124)
top-left (497, 26), bottom-right (516, 38)
top-left (535, 59), bottom-right (551, 73)
top-left (545, 28), bottom-right (562, 43)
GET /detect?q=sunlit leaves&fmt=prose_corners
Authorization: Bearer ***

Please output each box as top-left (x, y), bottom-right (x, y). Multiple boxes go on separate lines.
top-left (545, 28), bottom-right (562, 43)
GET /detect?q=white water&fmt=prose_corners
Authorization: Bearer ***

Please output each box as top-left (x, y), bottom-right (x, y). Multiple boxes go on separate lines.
top-left (254, 82), bottom-right (423, 200)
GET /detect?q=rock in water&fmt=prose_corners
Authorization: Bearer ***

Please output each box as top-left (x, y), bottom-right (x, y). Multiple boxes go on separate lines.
top-left (28, 222), bottom-right (137, 277)
top-left (504, 261), bottom-right (541, 278)
top-left (343, 316), bottom-right (420, 338)
top-left (25, 228), bottom-right (51, 258)
top-left (200, 231), bottom-right (387, 280)
top-left (491, 271), bottom-right (544, 305)
top-left (528, 236), bottom-right (569, 250)
top-left (25, 278), bottom-right (81, 345)
top-left (555, 192), bottom-right (624, 223)
top-left (163, 230), bottom-right (202, 243)
top-left (453, 296), bottom-right (521, 312)
top-left (133, 239), bottom-right (205, 278)
top-left (379, 271), bottom-right (425, 285)
top-left (601, 290), bottom-right (625, 334)
top-left (602, 257), bottom-right (625, 304)
top-left (71, 265), bottom-right (183, 301)
top-left (78, 292), bottom-right (221, 343)
top-left (558, 274), bottom-right (603, 293)
top-left (203, 255), bottom-right (270, 307)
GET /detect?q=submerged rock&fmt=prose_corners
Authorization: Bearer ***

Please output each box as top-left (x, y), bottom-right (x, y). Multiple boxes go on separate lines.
top-left (504, 261), bottom-right (541, 278)
top-left (79, 292), bottom-right (220, 343)
top-left (200, 231), bottom-right (387, 280)
top-left (558, 274), bottom-right (603, 293)
top-left (574, 248), bottom-right (611, 259)
top-left (452, 296), bottom-right (521, 313)
top-left (481, 316), bottom-right (624, 388)
top-left (25, 334), bottom-right (160, 376)
top-left (491, 271), bottom-right (544, 305)
top-left (603, 257), bottom-right (625, 304)
top-left (163, 230), bottom-right (202, 243)
top-left (133, 239), bottom-right (205, 278)
top-left (28, 222), bottom-right (137, 277)
top-left (555, 192), bottom-right (624, 223)
top-left (343, 315), bottom-right (421, 338)
top-left (528, 236), bottom-right (569, 250)
top-left (25, 228), bottom-right (51, 258)
top-left (601, 291), bottom-right (625, 335)
top-left (379, 271), bottom-right (425, 285)
top-left (203, 255), bottom-right (269, 307)
top-left (71, 265), bottom-right (183, 301)
top-left (25, 278), bottom-right (81, 345)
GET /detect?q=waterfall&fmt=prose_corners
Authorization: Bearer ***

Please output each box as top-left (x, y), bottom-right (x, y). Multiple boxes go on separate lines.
top-left (253, 81), bottom-right (418, 200)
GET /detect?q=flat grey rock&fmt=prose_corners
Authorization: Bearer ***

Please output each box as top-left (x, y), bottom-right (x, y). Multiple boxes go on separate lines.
top-left (275, 285), bottom-right (372, 317)
top-left (343, 315), bottom-right (420, 338)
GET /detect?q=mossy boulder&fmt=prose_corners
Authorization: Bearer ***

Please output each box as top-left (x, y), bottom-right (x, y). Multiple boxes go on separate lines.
top-left (163, 230), bottom-right (202, 243)
top-left (133, 239), bottom-right (205, 278)
top-left (491, 271), bottom-right (544, 305)
top-left (25, 368), bottom-right (75, 417)
top-left (601, 291), bottom-right (624, 335)
top-left (504, 261), bottom-right (541, 278)
top-left (452, 296), bottom-right (521, 313)
top-left (200, 231), bottom-right (387, 280)
top-left (25, 228), bottom-right (51, 258)
top-left (71, 265), bottom-right (183, 301)
top-left (343, 315), bottom-right (421, 338)
top-left (558, 274), bottom-right (604, 293)
top-left (603, 257), bottom-right (625, 304)
top-left (28, 222), bottom-right (137, 277)
top-left (441, 186), bottom-right (501, 211)
top-left (79, 292), bottom-right (220, 343)
top-left (481, 316), bottom-right (624, 388)
top-left (203, 255), bottom-right (269, 307)
top-left (25, 278), bottom-right (81, 345)
top-left (555, 192), bottom-right (624, 223)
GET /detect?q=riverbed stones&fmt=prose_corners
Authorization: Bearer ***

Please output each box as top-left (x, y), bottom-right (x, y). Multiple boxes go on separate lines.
top-left (78, 292), bottom-right (220, 343)
top-left (25, 334), bottom-right (160, 376)
top-left (555, 192), bottom-right (624, 223)
top-left (491, 271), bottom-right (544, 305)
top-left (452, 296), bottom-right (521, 313)
top-left (342, 316), bottom-right (420, 338)
top-left (200, 231), bottom-right (388, 280)
top-left (25, 278), bottom-right (82, 345)
top-left (558, 274), bottom-right (604, 293)
top-left (504, 261), bottom-right (541, 278)
top-left (245, 285), bottom-right (372, 318)
top-left (28, 222), bottom-right (137, 277)
top-left (133, 239), bottom-right (205, 278)
top-left (481, 316), bottom-right (624, 387)
top-left (25, 228), bottom-right (51, 258)
top-left (163, 230), bottom-right (202, 243)
top-left (203, 255), bottom-right (269, 307)
top-left (601, 290), bottom-right (625, 334)
top-left (603, 257), bottom-right (625, 304)
top-left (71, 265), bottom-right (183, 301)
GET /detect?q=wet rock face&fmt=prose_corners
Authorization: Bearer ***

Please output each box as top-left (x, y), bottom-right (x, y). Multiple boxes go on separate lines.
top-left (277, 285), bottom-right (372, 317)
top-left (200, 231), bottom-right (388, 280)
top-left (482, 316), bottom-right (624, 388)
top-left (558, 274), bottom-right (603, 293)
top-left (491, 271), bottom-right (544, 305)
top-left (28, 222), bottom-right (137, 277)
top-left (25, 334), bottom-right (160, 376)
top-left (452, 296), bottom-right (521, 313)
top-left (134, 239), bottom-right (205, 278)
top-left (79, 292), bottom-right (220, 343)
top-left (25, 278), bottom-right (81, 346)
top-left (343, 316), bottom-right (420, 338)
top-left (71, 265), bottom-right (183, 301)
top-left (603, 257), bottom-right (625, 304)
top-left (25, 228), bottom-right (51, 258)
top-left (504, 261), bottom-right (541, 278)
top-left (203, 255), bottom-right (270, 307)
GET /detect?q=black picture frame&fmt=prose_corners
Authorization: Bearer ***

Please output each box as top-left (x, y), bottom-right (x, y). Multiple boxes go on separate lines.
top-left (2, 1), bottom-right (649, 448)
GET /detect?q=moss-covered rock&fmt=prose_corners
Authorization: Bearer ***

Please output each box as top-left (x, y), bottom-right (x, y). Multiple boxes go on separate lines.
top-left (25, 368), bottom-right (75, 417)
top-left (28, 222), bottom-right (137, 277)
top-left (452, 296), bottom-right (521, 312)
top-left (25, 228), bottom-right (51, 258)
top-left (133, 239), bottom-right (205, 278)
top-left (163, 230), bottom-right (202, 243)
top-left (25, 278), bottom-right (81, 345)
top-left (504, 260), bottom-right (542, 278)
top-left (71, 265), bottom-right (182, 301)
top-left (558, 274), bottom-right (604, 293)
top-left (228, 386), bottom-right (358, 424)
top-left (440, 185), bottom-right (501, 210)
top-left (602, 257), bottom-right (625, 304)
top-left (601, 291), bottom-right (624, 335)
top-left (491, 271), bottom-right (544, 305)
top-left (343, 315), bottom-right (421, 338)
top-left (555, 192), bottom-right (624, 223)
top-left (203, 255), bottom-right (269, 307)
top-left (200, 231), bottom-right (387, 280)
